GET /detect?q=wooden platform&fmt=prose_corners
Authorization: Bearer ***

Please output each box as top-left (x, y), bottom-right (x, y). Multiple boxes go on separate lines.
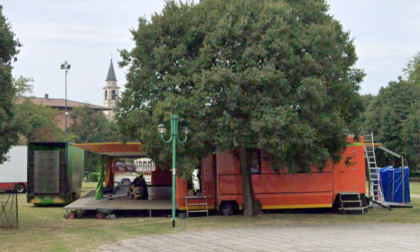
top-left (64, 190), bottom-right (172, 211)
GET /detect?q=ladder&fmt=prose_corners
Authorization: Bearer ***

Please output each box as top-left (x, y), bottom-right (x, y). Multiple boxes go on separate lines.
top-left (364, 133), bottom-right (385, 206)
top-left (185, 196), bottom-right (209, 217)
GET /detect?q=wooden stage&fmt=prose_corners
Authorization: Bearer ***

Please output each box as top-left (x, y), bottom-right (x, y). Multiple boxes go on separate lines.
top-left (64, 190), bottom-right (172, 216)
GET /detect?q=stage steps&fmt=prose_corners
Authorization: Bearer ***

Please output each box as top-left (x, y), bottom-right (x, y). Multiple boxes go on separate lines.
top-left (337, 192), bottom-right (368, 214)
top-left (185, 196), bottom-right (208, 217)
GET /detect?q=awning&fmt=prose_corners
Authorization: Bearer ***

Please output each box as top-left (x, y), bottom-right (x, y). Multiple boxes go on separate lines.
top-left (73, 142), bottom-right (146, 158)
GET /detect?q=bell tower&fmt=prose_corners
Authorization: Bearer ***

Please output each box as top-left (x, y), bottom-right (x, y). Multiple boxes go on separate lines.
top-left (103, 59), bottom-right (120, 120)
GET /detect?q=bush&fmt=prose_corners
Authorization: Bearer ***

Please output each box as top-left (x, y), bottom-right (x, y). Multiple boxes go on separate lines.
top-left (89, 172), bottom-right (100, 182)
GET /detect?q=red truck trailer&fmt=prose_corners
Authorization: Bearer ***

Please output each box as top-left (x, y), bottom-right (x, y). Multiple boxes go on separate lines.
top-left (176, 137), bottom-right (366, 213)
top-left (0, 146), bottom-right (27, 193)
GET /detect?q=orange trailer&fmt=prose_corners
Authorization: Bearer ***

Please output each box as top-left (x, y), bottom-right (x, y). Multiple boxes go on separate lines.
top-left (176, 137), bottom-right (366, 212)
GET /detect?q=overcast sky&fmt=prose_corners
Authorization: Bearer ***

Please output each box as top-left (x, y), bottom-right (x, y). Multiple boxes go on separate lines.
top-left (2, 0), bottom-right (419, 106)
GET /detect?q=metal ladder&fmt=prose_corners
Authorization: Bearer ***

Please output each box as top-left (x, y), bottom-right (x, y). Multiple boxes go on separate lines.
top-left (338, 192), bottom-right (367, 214)
top-left (364, 133), bottom-right (385, 206)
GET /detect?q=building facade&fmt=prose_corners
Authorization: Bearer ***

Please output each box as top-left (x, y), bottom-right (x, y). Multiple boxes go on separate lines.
top-left (25, 94), bottom-right (109, 130)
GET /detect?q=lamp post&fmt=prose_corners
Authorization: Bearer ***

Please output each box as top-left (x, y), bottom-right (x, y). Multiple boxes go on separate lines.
top-left (158, 115), bottom-right (189, 228)
top-left (60, 61), bottom-right (71, 143)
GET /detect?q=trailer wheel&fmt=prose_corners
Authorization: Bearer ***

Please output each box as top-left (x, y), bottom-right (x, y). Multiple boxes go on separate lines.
top-left (15, 183), bottom-right (26, 193)
top-left (219, 201), bottom-right (237, 216)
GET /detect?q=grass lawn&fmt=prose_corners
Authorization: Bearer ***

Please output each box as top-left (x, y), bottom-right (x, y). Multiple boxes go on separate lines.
top-left (1, 183), bottom-right (420, 252)
top-left (409, 181), bottom-right (420, 195)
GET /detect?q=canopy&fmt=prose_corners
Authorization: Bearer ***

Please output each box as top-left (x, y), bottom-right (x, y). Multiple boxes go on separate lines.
top-left (73, 142), bottom-right (146, 158)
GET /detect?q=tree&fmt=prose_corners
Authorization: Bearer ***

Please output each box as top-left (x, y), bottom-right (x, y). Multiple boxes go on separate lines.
top-left (364, 53), bottom-right (420, 169)
top-left (404, 52), bottom-right (420, 85)
top-left (13, 76), bottom-right (33, 96)
top-left (0, 5), bottom-right (20, 164)
top-left (70, 106), bottom-right (119, 143)
top-left (118, 0), bottom-right (364, 216)
top-left (70, 106), bottom-right (120, 172)
top-left (14, 98), bottom-right (65, 143)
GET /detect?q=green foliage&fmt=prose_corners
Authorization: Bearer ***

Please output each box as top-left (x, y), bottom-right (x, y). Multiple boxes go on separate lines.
top-left (70, 106), bottom-right (120, 172)
top-left (118, 0), bottom-right (363, 175)
top-left (88, 172), bottom-right (100, 182)
top-left (0, 5), bottom-right (20, 163)
top-left (14, 98), bottom-right (65, 143)
top-left (404, 51), bottom-right (420, 85)
top-left (364, 53), bottom-right (420, 169)
top-left (70, 106), bottom-right (120, 143)
top-left (13, 76), bottom-right (33, 97)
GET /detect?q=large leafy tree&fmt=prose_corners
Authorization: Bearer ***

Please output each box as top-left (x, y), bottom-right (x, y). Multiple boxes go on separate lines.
top-left (14, 98), bottom-right (65, 143)
top-left (0, 5), bottom-right (20, 164)
top-left (70, 106), bottom-right (120, 172)
top-left (11, 76), bottom-right (65, 144)
top-left (70, 106), bottom-right (119, 143)
top-left (364, 53), bottom-right (420, 169)
top-left (118, 0), bottom-right (364, 216)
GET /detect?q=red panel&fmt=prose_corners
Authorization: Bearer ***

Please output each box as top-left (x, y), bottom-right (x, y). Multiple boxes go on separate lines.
top-left (176, 177), bottom-right (187, 208)
top-left (217, 151), bottom-right (240, 175)
top-left (218, 193), bottom-right (332, 209)
top-left (218, 195), bottom-right (242, 207)
top-left (218, 175), bottom-right (242, 195)
top-left (252, 173), bottom-right (333, 194)
top-left (201, 155), bottom-right (215, 198)
top-left (333, 144), bottom-right (366, 195)
top-left (73, 142), bottom-right (143, 154)
top-left (151, 167), bottom-right (172, 186)
top-left (256, 192), bottom-right (333, 208)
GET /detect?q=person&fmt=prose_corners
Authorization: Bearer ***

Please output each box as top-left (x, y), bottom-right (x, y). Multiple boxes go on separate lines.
top-left (131, 174), bottom-right (148, 200)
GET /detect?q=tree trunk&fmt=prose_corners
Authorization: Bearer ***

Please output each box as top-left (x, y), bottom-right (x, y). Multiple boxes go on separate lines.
top-left (238, 144), bottom-right (261, 216)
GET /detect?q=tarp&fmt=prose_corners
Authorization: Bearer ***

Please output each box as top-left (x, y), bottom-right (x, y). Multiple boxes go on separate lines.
top-left (378, 166), bottom-right (410, 203)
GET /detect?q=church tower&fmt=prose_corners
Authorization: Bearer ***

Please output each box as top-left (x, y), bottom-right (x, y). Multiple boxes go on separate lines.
top-left (103, 59), bottom-right (120, 120)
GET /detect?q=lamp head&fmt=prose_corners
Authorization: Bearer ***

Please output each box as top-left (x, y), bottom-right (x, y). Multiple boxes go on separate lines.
top-left (61, 64), bottom-right (65, 69)
top-left (183, 127), bottom-right (190, 135)
top-left (157, 124), bottom-right (166, 134)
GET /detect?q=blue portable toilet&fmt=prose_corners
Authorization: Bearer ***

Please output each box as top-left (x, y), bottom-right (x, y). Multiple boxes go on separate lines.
top-left (378, 166), bottom-right (410, 203)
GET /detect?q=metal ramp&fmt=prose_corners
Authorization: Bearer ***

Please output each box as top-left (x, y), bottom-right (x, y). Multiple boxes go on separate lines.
top-left (364, 133), bottom-right (386, 208)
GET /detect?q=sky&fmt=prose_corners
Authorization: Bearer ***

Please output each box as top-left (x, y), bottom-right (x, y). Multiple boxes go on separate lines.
top-left (2, 0), bottom-right (419, 106)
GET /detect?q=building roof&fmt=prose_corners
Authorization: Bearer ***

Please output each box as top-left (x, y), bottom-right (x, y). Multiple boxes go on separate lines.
top-left (106, 59), bottom-right (117, 82)
top-left (18, 95), bottom-right (110, 111)
top-left (73, 142), bottom-right (146, 158)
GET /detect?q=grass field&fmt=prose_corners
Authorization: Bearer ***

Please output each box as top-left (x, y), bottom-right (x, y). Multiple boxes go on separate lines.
top-left (409, 181), bottom-right (420, 195)
top-left (1, 183), bottom-right (420, 252)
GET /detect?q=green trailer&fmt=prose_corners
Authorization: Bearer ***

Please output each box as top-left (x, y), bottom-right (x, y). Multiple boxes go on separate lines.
top-left (27, 142), bottom-right (85, 205)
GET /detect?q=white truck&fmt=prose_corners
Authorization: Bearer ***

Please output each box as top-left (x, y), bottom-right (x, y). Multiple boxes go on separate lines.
top-left (0, 146), bottom-right (27, 193)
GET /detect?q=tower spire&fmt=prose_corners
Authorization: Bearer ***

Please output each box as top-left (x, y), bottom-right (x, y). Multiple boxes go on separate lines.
top-left (106, 59), bottom-right (117, 82)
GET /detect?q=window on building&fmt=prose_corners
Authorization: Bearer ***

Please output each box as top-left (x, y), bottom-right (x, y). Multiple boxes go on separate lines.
top-left (104, 90), bottom-right (107, 99)
top-left (111, 90), bottom-right (117, 99)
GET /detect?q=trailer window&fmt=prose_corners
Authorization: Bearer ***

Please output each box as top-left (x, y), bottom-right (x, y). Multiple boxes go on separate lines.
top-left (250, 150), bottom-right (261, 174)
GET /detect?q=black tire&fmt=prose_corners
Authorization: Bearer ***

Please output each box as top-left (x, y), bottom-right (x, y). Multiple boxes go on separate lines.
top-left (219, 202), bottom-right (235, 216)
top-left (15, 183), bottom-right (26, 193)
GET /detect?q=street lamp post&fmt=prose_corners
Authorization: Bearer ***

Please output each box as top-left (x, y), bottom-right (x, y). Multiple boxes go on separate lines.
top-left (158, 115), bottom-right (189, 228)
top-left (60, 61), bottom-right (71, 143)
